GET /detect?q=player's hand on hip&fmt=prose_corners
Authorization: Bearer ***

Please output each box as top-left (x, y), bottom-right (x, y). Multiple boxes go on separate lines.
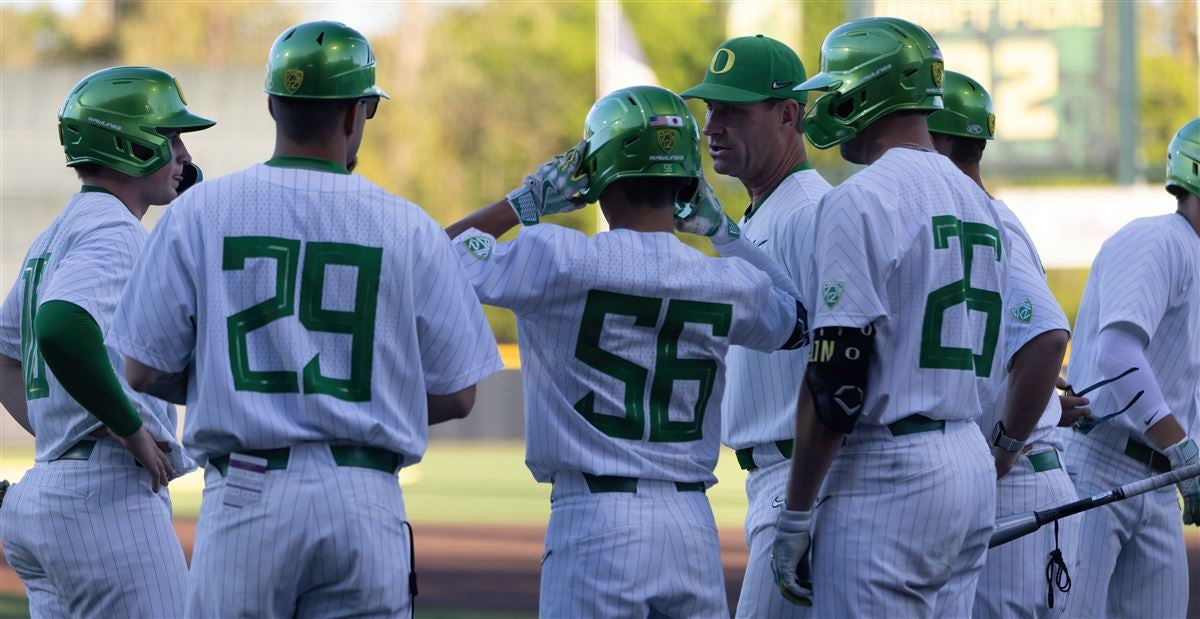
top-left (674, 176), bottom-right (740, 241)
top-left (771, 507), bottom-right (814, 607)
top-left (992, 443), bottom-right (1032, 479)
top-left (113, 426), bottom-right (175, 493)
top-left (1166, 437), bottom-right (1200, 525)
top-left (506, 139), bottom-right (589, 226)
top-left (1056, 377), bottom-right (1091, 427)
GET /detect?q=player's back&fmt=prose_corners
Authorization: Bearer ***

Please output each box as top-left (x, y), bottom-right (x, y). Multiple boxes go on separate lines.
top-left (1068, 213), bottom-right (1200, 438)
top-left (815, 148), bottom-right (1008, 424)
top-left (152, 164), bottom-right (494, 464)
top-left (459, 224), bottom-right (793, 485)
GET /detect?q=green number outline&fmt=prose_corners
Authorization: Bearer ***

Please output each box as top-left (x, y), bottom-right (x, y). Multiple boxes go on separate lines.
top-left (223, 236), bottom-right (301, 393)
top-left (299, 242), bottom-right (383, 402)
top-left (649, 300), bottom-right (732, 442)
top-left (20, 254), bottom-right (51, 399)
top-left (573, 290), bottom-right (660, 440)
top-left (920, 215), bottom-right (1003, 377)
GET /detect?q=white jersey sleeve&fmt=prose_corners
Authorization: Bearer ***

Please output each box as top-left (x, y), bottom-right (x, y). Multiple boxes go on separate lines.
top-left (40, 218), bottom-right (145, 331)
top-left (0, 275), bottom-right (21, 360)
top-left (109, 203), bottom-right (197, 373)
top-left (810, 184), bottom-right (893, 329)
top-left (722, 258), bottom-right (802, 353)
top-left (412, 221), bottom-right (503, 395)
top-left (1091, 220), bottom-right (1179, 339)
top-left (452, 225), bottom-right (578, 314)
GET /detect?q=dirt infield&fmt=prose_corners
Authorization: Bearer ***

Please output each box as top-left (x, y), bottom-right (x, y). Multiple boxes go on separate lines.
top-left (1, 521), bottom-right (1198, 617)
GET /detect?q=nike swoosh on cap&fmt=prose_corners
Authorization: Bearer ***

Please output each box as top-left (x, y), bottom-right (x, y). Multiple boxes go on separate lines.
top-left (772, 80), bottom-right (793, 89)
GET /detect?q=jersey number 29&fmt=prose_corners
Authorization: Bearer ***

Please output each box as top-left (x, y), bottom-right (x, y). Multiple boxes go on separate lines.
top-left (573, 289), bottom-right (732, 443)
top-left (223, 236), bottom-right (382, 402)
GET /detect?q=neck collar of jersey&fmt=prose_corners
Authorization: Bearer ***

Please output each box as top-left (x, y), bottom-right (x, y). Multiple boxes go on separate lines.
top-left (265, 156), bottom-right (350, 175)
top-left (80, 185), bottom-right (118, 197)
top-left (743, 161), bottom-right (813, 222)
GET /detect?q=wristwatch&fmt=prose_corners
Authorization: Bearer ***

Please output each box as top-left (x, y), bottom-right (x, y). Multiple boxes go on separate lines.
top-left (991, 421), bottom-right (1026, 453)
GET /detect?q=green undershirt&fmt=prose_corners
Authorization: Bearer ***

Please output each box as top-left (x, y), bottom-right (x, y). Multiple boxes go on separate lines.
top-left (35, 300), bottom-right (142, 437)
top-left (743, 161), bottom-right (813, 222)
top-left (265, 156), bottom-right (350, 175)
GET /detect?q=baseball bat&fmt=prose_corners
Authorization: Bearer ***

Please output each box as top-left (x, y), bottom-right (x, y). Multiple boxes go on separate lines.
top-left (989, 460), bottom-right (1200, 548)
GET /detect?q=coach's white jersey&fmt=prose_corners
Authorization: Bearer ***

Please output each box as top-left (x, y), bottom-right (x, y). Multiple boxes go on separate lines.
top-left (108, 164), bottom-right (503, 465)
top-left (0, 190), bottom-right (189, 470)
top-left (453, 224), bottom-right (801, 486)
top-left (978, 199), bottom-right (1071, 448)
top-left (810, 148), bottom-right (1008, 426)
top-left (722, 168), bottom-right (832, 450)
top-left (1067, 213), bottom-right (1200, 438)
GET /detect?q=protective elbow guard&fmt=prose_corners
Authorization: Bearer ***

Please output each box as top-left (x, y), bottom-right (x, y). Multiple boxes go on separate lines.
top-left (805, 325), bottom-right (875, 434)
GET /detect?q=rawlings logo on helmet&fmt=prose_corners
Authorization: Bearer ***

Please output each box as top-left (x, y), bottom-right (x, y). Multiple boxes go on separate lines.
top-left (967, 124), bottom-right (984, 135)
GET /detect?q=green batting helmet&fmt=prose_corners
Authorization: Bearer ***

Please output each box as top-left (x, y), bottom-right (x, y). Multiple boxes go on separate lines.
top-left (1167, 118), bottom-right (1200, 199)
top-left (58, 66), bottom-right (214, 178)
top-left (265, 21), bottom-right (389, 100)
top-left (795, 17), bottom-right (944, 149)
top-left (580, 86), bottom-right (702, 203)
top-left (928, 71), bottom-right (995, 140)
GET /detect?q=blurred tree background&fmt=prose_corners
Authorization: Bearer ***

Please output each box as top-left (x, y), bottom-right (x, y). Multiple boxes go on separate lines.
top-left (2, 0), bottom-right (1196, 341)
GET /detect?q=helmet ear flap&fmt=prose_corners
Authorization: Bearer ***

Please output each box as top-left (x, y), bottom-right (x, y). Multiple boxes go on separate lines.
top-left (178, 162), bottom-right (203, 193)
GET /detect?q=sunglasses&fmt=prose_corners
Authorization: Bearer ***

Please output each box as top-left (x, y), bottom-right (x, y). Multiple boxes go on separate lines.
top-left (1069, 366), bottom-right (1144, 434)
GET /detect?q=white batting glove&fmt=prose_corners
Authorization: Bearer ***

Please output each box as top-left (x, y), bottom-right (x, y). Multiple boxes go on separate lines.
top-left (506, 139), bottom-right (589, 226)
top-left (674, 177), bottom-right (740, 241)
top-left (1166, 437), bottom-right (1200, 525)
top-left (771, 507), bottom-right (813, 607)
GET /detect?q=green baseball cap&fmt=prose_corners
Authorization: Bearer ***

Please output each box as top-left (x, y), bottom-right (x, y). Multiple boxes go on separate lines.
top-left (681, 35), bottom-right (808, 105)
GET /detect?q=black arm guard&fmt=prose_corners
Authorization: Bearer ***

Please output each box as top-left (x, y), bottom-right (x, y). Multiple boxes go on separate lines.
top-left (779, 300), bottom-right (810, 351)
top-left (804, 325), bottom-right (875, 434)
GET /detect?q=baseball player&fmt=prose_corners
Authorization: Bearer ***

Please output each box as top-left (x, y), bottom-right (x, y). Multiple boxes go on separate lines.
top-left (1058, 117), bottom-right (1200, 618)
top-left (0, 66), bottom-right (212, 618)
top-left (107, 21), bottom-right (503, 617)
top-left (680, 34), bottom-right (832, 619)
top-left (929, 71), bottom-right (1079, 618)
top-left (771, 18), bottom-right (1009, 617)
top-left (446, 84), bottom-right (811, 619)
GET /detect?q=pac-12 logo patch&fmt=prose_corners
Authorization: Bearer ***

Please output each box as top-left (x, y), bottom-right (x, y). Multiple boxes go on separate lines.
top-left (284, 69), bottom-right (305, 94)
top-left (822, 280), bottom-right (843, 309)
top-left (931, 61), bottom-right (944, 88)
top-left (987, 113), bottom-right (996, 136)
top-left (463, 235), bottom-right (493, 260)
top-left (1011, 298), bottom-right (1034, 323)
top-left (656, 129), bottom-right (677, 154)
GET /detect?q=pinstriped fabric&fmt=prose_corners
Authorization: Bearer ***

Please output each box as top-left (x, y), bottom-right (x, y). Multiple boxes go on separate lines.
top-left (539, 485), bottom-right (727, 618)
top-left (722, 169), bottom-right (832, 450)
top-left (0, 192), bottom-right (188, 468)
top-left (974, 459), bottom-right (1079, 618)
top-left (453, 224), bottom-right (799, 485)
top-left (736, 459), bottom-right (809, 619)
top-left (1058, 213), bottom-right (1198, 618)
top-left (811, 422), bottom-right (995, 618)
top-left (0, 440), bottom-right (188, 618)
top-left (185, 444), bottom-right (412, 618)
top-left (108, 164), bottom-right (503, 466)
top-left (809, 149), bottom-right (1009, 426)
top-left (1061, 434), bottom-right (1188, 618)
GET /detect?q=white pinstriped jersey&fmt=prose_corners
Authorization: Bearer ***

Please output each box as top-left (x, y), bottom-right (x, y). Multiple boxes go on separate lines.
top-left (1066, 213), bottom-right (1200, 438)
top-left (453, 224), bottom-right (800, 485)
top-left (0, 190), bottom-right (189, 471)
top-left (722, 168), bottom-right (832, 450)
top-left (978, 199), bottom-right (1070, 449)
top-left (809, 148), bottom-right (1009, 425)
top-left (108, 164), bottom-right (503, 465)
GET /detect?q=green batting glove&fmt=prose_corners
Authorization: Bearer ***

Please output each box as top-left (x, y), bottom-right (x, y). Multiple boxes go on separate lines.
top-left (1166, 437), bottom-right (1200, 525)
top-left (771, 508), bottom-right (814, 607)
top-left (506, 139), bottom-right (590, 226)
top-left (674, 176), bottom-right (740, 241)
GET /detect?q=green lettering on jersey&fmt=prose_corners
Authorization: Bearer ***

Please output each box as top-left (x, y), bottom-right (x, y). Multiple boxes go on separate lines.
top-left (20, 254), bottom-right (51, 399)
top-left (919, 215), bottom-right (1003, 377)
top-left (573, 289), bottom-right (733, 443)
top-left (223, 236), bottom-right (383, 402)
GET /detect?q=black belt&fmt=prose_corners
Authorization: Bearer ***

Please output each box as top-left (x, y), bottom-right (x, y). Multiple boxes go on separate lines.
top-left (209, 445), bottom-right (403, 476)
top-left (888, 414), bottom-right (946, 437)
top-left (581, 473), bottom-right (705, 494)
top-left (735, 440), bottom-right (794, 471)
top-left (1124, 438), bottom-right (1171, 473)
